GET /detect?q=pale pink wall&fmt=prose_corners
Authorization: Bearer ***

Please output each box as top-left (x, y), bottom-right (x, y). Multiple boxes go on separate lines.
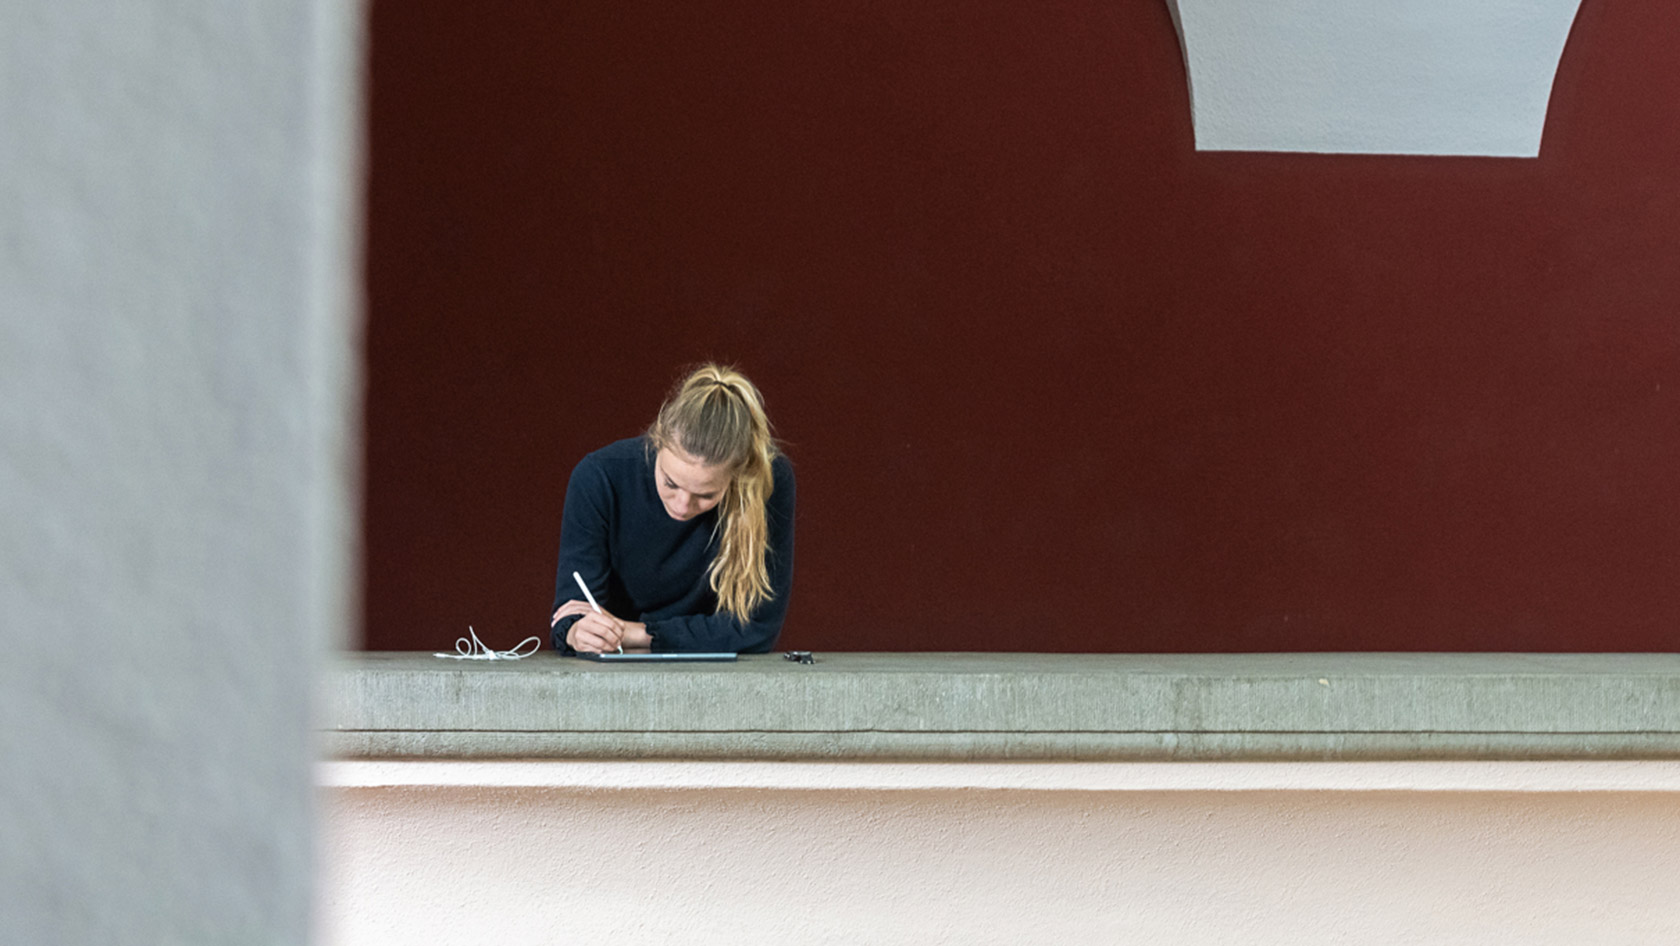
top-left (319, 762), bottom-right (1680, 945)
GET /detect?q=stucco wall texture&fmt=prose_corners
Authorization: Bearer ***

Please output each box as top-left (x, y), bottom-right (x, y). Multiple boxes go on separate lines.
top-left (321, 768), bottom-right (1680, 945)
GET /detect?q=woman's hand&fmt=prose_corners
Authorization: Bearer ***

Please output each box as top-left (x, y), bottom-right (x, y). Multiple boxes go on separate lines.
top-left (565, 610), bottom-right (624, 653)
top-left (553, 599), bottom-right (652, 652)
top-left (552, 598), bottom-right (597, 626)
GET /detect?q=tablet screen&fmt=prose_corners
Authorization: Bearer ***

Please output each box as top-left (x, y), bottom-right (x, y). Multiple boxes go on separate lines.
top-left (575, 652), bottom-right (737, 662)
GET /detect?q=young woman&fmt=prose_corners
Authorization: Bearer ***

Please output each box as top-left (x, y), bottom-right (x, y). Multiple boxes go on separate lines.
top-left (550, 364), bottom-right (795, 654)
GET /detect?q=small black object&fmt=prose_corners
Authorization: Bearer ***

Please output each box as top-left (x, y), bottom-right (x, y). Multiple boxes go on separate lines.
top-left (783, 650), bottom-right (814, 664)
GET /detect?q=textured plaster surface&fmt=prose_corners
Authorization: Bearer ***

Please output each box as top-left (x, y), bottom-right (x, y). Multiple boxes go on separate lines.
top-left (0, 2), bottom-right (361, 943)
top-left (320, 775), bottom-right (1680, 945)
top-left (327, 653), bottom-right (1680, 760)
top-left (1168, 0), bottom-right (1585, 154)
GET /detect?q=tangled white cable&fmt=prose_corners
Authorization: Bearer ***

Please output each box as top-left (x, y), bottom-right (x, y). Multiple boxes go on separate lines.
top-left (434, 626), bottom-right (542, 660)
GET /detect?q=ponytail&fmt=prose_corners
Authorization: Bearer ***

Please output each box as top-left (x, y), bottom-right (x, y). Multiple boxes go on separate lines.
top-left (647, 365), bottom-right (780, 619)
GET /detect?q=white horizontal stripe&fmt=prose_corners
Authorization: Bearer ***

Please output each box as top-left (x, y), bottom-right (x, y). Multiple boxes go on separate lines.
top-left (320, 759), bottom-right (1680, 793)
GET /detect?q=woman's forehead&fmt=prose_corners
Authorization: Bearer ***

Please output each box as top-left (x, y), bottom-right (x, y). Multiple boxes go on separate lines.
top-left (657, 447), bottom-right (731, 492)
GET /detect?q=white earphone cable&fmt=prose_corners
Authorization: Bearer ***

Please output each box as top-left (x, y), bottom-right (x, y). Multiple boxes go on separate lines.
top-left (434, 626), bottom-right (542, 660)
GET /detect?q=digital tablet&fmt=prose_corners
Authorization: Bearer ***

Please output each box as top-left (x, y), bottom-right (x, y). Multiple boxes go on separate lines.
top-left (576, 652), bottom-right (737, 662)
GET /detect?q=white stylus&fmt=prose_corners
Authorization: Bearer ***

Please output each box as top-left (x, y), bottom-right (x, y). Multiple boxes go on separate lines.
top-left (573, 570), bottom-right (621, 654)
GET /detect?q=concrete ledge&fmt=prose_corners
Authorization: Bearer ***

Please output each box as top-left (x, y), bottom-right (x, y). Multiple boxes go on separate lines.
top-left (325, 652), bottom-right (1680, 762)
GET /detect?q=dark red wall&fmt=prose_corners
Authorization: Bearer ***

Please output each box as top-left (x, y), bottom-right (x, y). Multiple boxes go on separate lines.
top-left (363, 1), bottom-right (1679, 652)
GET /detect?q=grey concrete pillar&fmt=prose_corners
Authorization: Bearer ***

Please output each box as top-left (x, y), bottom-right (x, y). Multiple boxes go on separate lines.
top-left (0, 2), bottom-right (362, 942)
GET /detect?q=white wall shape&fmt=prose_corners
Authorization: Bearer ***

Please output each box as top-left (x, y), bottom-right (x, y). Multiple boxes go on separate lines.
top-left (1165, 0), bottom-right (1586, 156)
top-left (320, 761), bottom-right (1680, 946)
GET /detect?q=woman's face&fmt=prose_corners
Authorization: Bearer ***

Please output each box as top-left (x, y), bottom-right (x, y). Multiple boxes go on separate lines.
top-left (654, 446), bottom-right (732, 521)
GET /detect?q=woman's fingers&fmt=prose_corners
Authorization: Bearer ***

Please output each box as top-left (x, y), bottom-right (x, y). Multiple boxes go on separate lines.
top-left (560, 605), bottom-right (626, 652)
top-left (576, 612), bottom-right (624, 648)
top-left (567, 620), bottom-right (614, 653)
top-left (552, 599), bottom-right (593, 624)
top-left (564, 623), bottom-right (588, 652)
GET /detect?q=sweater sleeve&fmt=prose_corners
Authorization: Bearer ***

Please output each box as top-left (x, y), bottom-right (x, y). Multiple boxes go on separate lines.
top-left (646, 457), bottom-right (796, 654)
top-left (549, 454), bottom-right (613, 654)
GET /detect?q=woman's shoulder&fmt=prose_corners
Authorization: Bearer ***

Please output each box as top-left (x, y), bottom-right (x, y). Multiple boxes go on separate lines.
top-left (769, 451), bottom-right (795, 507)
top-left (577, 436), bottom-right (650, 471)
top-left (569, 437), bottom-right (651, 492)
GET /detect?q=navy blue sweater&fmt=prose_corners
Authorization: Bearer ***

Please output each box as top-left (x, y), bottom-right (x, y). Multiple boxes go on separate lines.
top-left (550, 437), bottom-right (796, 654)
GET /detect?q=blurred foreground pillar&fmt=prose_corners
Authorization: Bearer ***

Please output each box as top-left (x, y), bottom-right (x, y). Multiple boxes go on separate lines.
top-left (0, 1), bottom-right (363, 942)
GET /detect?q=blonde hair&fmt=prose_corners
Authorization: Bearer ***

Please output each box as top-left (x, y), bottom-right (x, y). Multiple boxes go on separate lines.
top-left (647, 364), bottom-right (781, 620)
